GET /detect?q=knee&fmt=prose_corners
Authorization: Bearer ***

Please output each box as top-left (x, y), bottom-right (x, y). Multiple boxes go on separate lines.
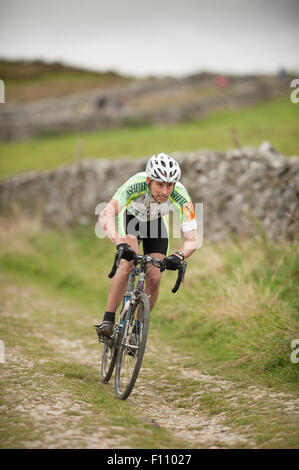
top-left (119, 259), bottom-right (134, 275)
top-left (146, 271), bottom-right (162, 292)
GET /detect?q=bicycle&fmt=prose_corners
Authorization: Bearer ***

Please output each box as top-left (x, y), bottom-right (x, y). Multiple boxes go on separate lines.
top-left (99, 247), bottom-right (187, 400)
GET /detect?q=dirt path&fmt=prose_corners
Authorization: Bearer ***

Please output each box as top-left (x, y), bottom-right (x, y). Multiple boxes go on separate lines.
top-left (132, 342), bottom-right (299, 448)
top-left (1, 278), bottom-right (298, 448)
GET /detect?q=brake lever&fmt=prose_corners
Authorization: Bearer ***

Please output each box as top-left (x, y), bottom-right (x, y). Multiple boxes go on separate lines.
top-left (181, 261), bottom-right (187, 283)
top-left (171, 261), bottom-right (187, 293)
top-left (108, 247), bottom-right (123, 278)
top-left (115, 247), bottom-right (123, 267)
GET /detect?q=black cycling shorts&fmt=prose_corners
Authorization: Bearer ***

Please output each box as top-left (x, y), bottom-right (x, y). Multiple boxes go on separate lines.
top-left (123, 210), bottom-right (169, 255)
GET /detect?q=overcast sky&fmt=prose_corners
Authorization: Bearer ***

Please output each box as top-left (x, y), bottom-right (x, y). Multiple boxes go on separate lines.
top-left (0, 0), bottom-right (298, 77)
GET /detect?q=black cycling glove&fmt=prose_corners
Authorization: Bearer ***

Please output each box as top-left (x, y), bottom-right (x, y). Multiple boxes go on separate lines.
top-left (117, 243), bottom-right (138, 265)
top-left (160, 254), bottom-right (182, 272)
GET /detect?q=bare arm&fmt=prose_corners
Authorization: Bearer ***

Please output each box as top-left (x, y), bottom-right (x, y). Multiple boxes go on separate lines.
top-left (176, 229), bottom-right (199, 260)
top-left (98, 199), bottom-right (125, 246)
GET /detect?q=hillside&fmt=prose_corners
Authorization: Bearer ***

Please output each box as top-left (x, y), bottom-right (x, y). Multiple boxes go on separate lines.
top-left (0, 59), bottom-right (134, 103)
top-left (0, 59), bottom-right (291, 142)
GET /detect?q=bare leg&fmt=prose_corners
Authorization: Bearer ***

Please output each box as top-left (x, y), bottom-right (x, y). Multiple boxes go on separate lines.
top-left (105, 235), bottom-right (139, 312)
top-left (106, 259), bottom-right (134, 311)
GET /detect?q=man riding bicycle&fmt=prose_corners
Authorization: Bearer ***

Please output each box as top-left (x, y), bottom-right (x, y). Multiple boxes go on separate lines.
top-left (96, 152), bottom-right (199, 341)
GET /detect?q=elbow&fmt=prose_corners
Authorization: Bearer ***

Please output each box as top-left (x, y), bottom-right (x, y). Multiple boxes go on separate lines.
top-left (185, 231), bottom-right (201, 251)
top-left (98, 211), bottom-right (107, 231)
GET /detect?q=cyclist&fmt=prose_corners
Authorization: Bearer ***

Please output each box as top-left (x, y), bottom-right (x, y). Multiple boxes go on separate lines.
top-left (96, 152), bottom-right (199, 340)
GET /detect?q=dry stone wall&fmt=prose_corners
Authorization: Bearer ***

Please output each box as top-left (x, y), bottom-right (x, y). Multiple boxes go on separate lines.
top-left (0, 74), bottom-right (290, 141)
top-left (0, 142), bottom-right (298, 242)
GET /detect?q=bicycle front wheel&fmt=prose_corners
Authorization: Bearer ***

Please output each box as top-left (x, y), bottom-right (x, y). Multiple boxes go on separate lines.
top-left (114, 292), bottom-right (150, 400)
top-left (100, 301), bottom-right (125, 384)
top-left (101, 339), bottom-right (118, 383)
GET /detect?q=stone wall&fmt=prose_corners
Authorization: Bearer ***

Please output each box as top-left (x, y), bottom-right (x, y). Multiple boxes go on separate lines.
top-left (1, 142), bottom-right (298, 242)
top-left (0, 74), bottom-right (290, 141)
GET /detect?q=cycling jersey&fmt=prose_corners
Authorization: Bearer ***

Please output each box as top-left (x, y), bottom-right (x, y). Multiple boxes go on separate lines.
top-left (112, 172), bottom-right (197, 236)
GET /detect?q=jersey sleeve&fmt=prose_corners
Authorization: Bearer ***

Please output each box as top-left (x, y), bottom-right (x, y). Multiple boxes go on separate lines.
top-left (112, 181), bottom-right (128, 208)
top-left (112, 173), bottom-right (147, 208)
top-left (170, 183), bottom-right (198, 232)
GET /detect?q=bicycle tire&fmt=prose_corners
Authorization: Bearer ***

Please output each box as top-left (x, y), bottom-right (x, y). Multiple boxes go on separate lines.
top-left (100, 301), bottom-right (124, 383)
top-left (101, 341), bottom-right (118, 383)
top-left (114, 291), bottom-right (150, 400)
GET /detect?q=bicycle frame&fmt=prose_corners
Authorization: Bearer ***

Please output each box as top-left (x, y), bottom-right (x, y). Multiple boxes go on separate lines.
top-left (101, 251), bottom-right (187, 399)
top-left (123, 256), bottom-right (157, 308)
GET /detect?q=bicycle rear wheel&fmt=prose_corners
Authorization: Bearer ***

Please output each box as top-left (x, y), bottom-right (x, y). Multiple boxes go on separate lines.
top-left (114, 291), bottom-right (150, 400)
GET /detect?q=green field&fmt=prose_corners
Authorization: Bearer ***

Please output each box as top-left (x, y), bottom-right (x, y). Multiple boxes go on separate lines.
top-left (0, 93), bottom-right (298, 181)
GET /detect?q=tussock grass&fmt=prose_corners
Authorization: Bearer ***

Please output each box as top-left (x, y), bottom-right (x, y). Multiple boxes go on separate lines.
top-left (155, 234), bottom-right (299, 386)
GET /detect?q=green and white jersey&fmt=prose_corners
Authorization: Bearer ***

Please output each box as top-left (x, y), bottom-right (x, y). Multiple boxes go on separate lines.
top-left (112, 172), bottom-right (197, 234)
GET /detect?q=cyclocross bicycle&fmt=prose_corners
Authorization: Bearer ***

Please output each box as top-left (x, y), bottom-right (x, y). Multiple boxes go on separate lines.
top-left (99, 247), bottom-right (187, 400)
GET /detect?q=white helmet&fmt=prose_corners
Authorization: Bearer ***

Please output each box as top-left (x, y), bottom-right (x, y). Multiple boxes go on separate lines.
top-left (146, 153), bottom-right (181, 183)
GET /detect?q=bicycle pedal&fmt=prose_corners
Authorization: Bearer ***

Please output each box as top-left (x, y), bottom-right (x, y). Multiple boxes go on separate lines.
top-left (98, 336), bottom-right (114, 344)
